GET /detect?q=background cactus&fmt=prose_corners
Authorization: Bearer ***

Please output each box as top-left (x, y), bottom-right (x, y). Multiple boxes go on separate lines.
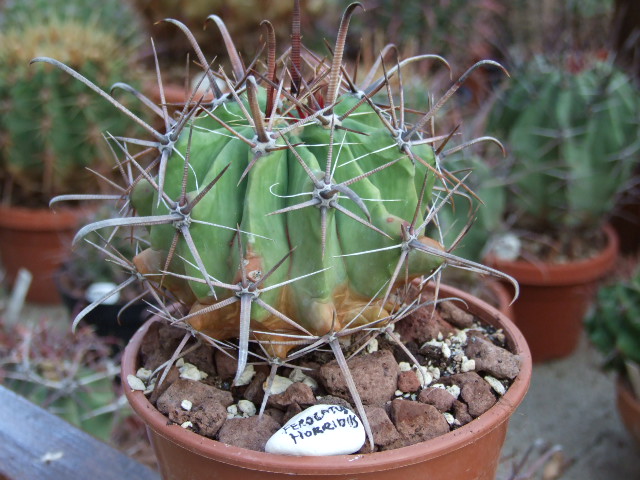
top-left (133, 0), bottom-right (331, 68)
top-left (0, 0), bottom-right (145, 205)
top-left (585, 264), bottom-right (640, 397)
top-left (41, 1), bottom-right (514, 444)
top-left (0, 319), bottom-right (122, 442)
top-left (487, 55), bottom-right (640, 240)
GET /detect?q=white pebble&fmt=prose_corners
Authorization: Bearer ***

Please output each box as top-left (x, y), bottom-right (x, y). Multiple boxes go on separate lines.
top-left (415, 366), bottom-right (432, 387)
top-left (461, 359), bottom-right (476, 373)
top-left (136, 368), bottom-right (153, 381)
top-left (180, 421), bottom-right (193, 429)
top-left (179, 363), bottom-right (208, 381)
top-left (265, 375), bottom-right (293, 395)
top-left (395, 390), bottom-right (403, 397)
top-left (429, 366), bottom-right (441, 380)
top-left (234, 364), bottom-right (255, 387)
top-left (443, 412), bottom-right (455, 425)
top-left (484, 375), bottom-right (506, 396)
top-left (127, 374), bottom-right (146, 391)
top-left (441, 343), bottom-right (451, 359)
top-left (491, 233), bottom-right (521, 261)
top-left (288, 369), bottom-right (318, 390)
top-left (265, 404), bottom-right (365, 456)
top-left (302, 376), bottom-right (318, 390)
top-left (181, 399), bottom-right (193, 411)
top-left (176, 358), bottom-right (185, 367)
top-left (289, 368), bottom-right (307, 383)
top-left (455, 330), bottom-right (468, 344)
top-left (86, 282), bottom-right (119, 304)
top-left (398, 362), bottom-right (412, 372)
top-left (366, 338), bottom-right (379, 353)
top-left (446, 384), bottom-right (461, 399)
top-left (238, 399), bottom-right (257, 417)
top-left (227, 404), bottom-right (238, 416)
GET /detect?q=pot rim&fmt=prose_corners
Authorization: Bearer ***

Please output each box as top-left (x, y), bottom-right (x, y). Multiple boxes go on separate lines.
top-left (122, 283), bottom-right (532, 475)
top-left (485, 224), bottom-right (619, 286)
top-left (0, 204), bottom-right (91, 231)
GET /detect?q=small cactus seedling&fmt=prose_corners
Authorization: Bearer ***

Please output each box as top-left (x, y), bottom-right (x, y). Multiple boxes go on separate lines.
top-left (41, 2), bottom-right (516, 447)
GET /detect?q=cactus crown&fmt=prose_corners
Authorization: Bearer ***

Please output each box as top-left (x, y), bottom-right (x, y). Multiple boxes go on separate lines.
top-left (42, 1), bottom-right (516, 446)
top-left (488, 55), bottom-right (640, 234)
top-left (0, 0), bottom-right (144, 205)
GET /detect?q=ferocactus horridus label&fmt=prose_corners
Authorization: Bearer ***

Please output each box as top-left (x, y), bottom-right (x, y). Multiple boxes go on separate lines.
top-left (264, 404), bottom-right (365, 456)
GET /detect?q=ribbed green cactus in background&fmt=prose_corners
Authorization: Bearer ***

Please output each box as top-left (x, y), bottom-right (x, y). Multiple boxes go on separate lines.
top-left (586, 265), bottom-right (640, 382)
top-left (40, 1), bottom-right (515, 444)
top-left (487, 56), bottom-right (640, 234)
top-left (0, 0), bottom-right (145, 205)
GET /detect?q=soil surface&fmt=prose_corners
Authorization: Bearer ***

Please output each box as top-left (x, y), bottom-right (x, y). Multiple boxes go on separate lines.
top-left (134, 294), bottom-right (522, 453)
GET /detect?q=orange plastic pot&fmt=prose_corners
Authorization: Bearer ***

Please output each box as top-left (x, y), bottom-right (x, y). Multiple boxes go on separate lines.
top-left (486, 225), bottom-right (619, 362)
top-left (617, 376), bottom-right (640, 445)
top-left (0, 205), bottom-right (87, 304)
top-left (122, 284), bottom-right (532, 480)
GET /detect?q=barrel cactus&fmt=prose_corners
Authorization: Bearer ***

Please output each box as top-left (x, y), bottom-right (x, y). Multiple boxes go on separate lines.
top-left (487, 55), bottom-right (640, 235)
top-left (586, 266), bottom-right (640, 374)
top-left (41, 1), bottom-right (515, 443)
top-left (586, 264), bottom-right (640, 400)
top-left (0, 0), bottom-right (145, 205)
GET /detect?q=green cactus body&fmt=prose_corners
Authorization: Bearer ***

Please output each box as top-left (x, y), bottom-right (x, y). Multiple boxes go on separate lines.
top-left (42, 3), bottom-right (517, 391)
top-left (488, 57), bottom-right (640, 232)
top-left (586, 269), bottom-right (640, 373)
top-left (0, 1), bottom-right (144, 204)
top-left (129, 87), bottom-right (444, 354)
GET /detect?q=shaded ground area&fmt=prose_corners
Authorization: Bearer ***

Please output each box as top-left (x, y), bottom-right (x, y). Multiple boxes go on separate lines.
top-left (498, 333), bottom-right (640, 479)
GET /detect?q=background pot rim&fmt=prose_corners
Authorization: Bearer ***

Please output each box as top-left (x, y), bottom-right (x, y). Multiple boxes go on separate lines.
top-left (122, 283), bottom-right (532, 475)
top-left (485, 224), bottom-right (619, 286)
top-left (0, 204), bottom-right (91, 231)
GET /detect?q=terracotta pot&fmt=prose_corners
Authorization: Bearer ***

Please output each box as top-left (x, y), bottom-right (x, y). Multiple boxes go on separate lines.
top-left (0, 205), bottom-right (88, 304)
top-left (484, 278), bottom-right (515, 320)
top-left (617, 376), bottom-right (640, 446)
top-left (122, 284), bottom-right (532, 480)
top-left (485, 225), bottom-right (619, 363)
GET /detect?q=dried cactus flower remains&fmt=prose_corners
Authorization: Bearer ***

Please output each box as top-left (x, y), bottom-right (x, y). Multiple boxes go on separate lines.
top-left (39, 1), bottom-right (517, 447)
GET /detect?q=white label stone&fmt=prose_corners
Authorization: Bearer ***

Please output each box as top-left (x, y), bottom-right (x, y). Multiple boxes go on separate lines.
top-left (264, 404), bottom-right (365, 456)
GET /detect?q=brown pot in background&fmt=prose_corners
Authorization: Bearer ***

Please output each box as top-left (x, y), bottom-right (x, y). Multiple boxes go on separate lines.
top-left (617, 376), bottom-right (640, 446)
top-left (122, 284), bottom-right (532, 480)
top-left (486, 225), bottom-right (619, 363)
top-left (0, 205), bottom-right (87, 304)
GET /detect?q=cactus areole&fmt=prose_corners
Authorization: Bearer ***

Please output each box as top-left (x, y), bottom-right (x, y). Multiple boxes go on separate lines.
top-left (40, 1), bottom-right (515, 401)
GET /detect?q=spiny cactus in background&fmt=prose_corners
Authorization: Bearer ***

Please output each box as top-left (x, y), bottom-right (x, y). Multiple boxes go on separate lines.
top-left (487, 56), bottom-right (640, 235)
top-left (586, 266), bottom-right (640, 375)
top-left (0, 320), bottom-right (122, 442)
top-left (41, 1), bottom-right (516, 446)
top-left (134, 0), bottom-right (330, 61)
top-left (0, 0), bottom-right (145, 205)
top-left (439, 155), bottom-right (507, 263)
